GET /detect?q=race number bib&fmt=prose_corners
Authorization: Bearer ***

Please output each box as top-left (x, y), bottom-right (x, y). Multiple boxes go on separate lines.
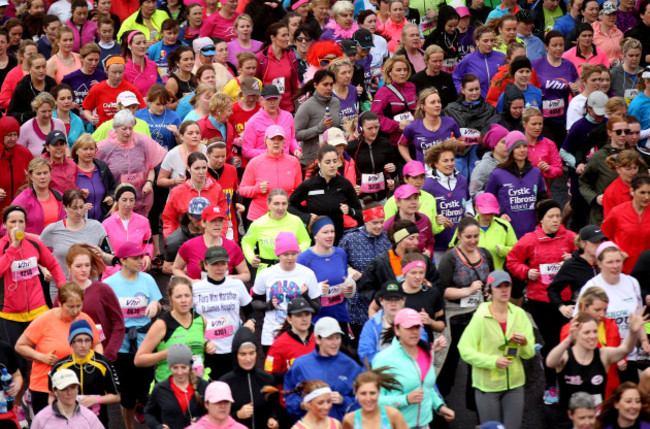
top-left (192, 354), bottom-right (204, 377)
top-left (321, 283), bottom-right (344, 307)
top-left (460, 291), bottom-right (481, 308)
top-left (460, 128), bottom-right (481, 145)
top-left (542, 99), bottom-right (565, 118)
top-left (272, 77), bottom-right (285, 94)
top-left (420, 15), bottom-right (434, 32)
top-left (441, 58), bottom-right (458, 73)
top-left (393, 112), bottom-right (414, 122)
top-left (205, 317), bottom-right (235, 340)
top-left (624, 88), bottom-right (639, 104)
top-left (10, 257), bottom-right (38, 282)
top-left (96, 324), bottom-right (106, 342)
top-left (539, 262), bottom-right (563, 285)
top-left (119, 296), bottom-right (148, 318)
top-left (361, 172), bottom-right (385, 193)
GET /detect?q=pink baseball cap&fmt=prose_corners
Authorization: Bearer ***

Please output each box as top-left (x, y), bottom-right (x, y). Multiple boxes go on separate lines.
top-left (394, 308), bottom-right (423, 328)
top-left (265, 125), bottom-right (285, 139)
top-left (475, 192), bottom-right (500, 214)
top-left (455, 5), bottom-right (470, 17)
top-left (403, 160), bottom-right (426, 177)
top-left (394, 184), bottom-right (420, 200)
top-left (204, 381), bottom-right (234, 403)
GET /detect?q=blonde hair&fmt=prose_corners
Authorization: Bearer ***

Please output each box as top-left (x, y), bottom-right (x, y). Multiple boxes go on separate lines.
top-left (522, 106), bottom-right (543, 124)
top-left (51, 25), bottom-right (74, 55)
top-left (606, 97), bottom-right (626, 116)
top-left (233, 14), bottom-right (253, 30)
top-left (578, 286), bottom-right (609, 311)
top-left (328, 58), bottom-right (352, 79)
top-left (383, 55), bottom-right (412, 84)
top-left (414, 87), bottom-right (439, 120)
top-left (31, 92), bottom-right (55, 111)
top-left (209, 92), bottom-right (234, 115)
top-left (26, 157), bottom-right (52, 187)
top-left (190, 83), bottom-right (216, 108)
top-left (70, 133), bottom-right (97, 162)
top-left (423, 44), bottom-right (444, 62)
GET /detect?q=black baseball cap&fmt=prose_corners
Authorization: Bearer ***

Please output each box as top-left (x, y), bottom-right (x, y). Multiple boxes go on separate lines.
top-left (45, 130), bottom-right (67, 146)
top-left (261, 85), bottom-right (281, 99)
top-left (353, 28), bottom-right (374, 49)
top-left (340, 39), bottom-right (357, 56)
top-left (380, 280), bottom-right (405, 299)
top-left (204, 246), bottom-right (229, 264)
top-left (579, 225), bottom-right (607, 243)
top-left (287, 297), bottom-right (316, 314)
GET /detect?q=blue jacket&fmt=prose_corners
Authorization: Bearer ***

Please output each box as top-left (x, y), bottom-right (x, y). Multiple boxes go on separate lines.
top-left (553, 13), bottom-right (576, 36)
top-left (358, 309), bottom-right (428, 365)
top-left (372, 338), bottom-right (446, 428)
top-left (283, 350), bottom-right (362, 421)
top-left (517, 34), bottom-right (546, 62)
top-left (453, 50), bottom-right (505, 98)
top-left (53, 110), bottom-right (85, 147)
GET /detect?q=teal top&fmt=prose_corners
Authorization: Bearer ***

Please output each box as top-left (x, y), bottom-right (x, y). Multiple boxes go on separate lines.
top-left (354, 405), bottom-right (393, 429)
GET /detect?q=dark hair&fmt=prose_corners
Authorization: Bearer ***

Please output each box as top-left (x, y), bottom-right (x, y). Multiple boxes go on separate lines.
top-left (160, 18), bottom-right (179, 33)
top-left (187, 151), bottom-right (208, 169)
top-left (387, 219), bottom-right (416, 247)
top-left (70, 0), bottom-right (88, 14)
top-left (259, 23), bottom-right (289, 52)
top-left (356, 10), bottom-right (374, 25)
top-left (3, 19), bottom-right (23, 35)
top-left (179, 120), bottom-right (199, 135)
top-left (313, 68), bottom-right (335, 85)
top-left (167, 45), bottom-right (194, 74)
top-left (631, 174), bottom-right (650, 190)
top-left (293, 24), bottom-right (315, 42)
top-left (50, 84), bottom-right (73, 100)
top-left (146, 84), bottom-right (174, 105)
top-left (544, 29), bottom-right (564, 45)
top-left (196, 65), bottom-right (215, 82)
top-left (461, 74), bottom-right (479, 88)
top-left (0, 29), bottom-right (8, 43)
top-left (641, 0), bottom-right (650, 15)
top-left (316, 144), bottom-right (337, 162)
top-left (63, 189), bottom-right (85, 207)
top-left (456, 217), bottom-right (480, 238)
top-left (2, 205), bottom-right (27, 223)
top-left (206, 140), bottom-right (226, 154)
top-left (359, 111), bottom-right (379, 128)
top-left (120, 30), bottom-right (145, 58)
top-left (42, 14), bottom-right (60, 30)
top-left (400, 250), bottom-right (426, 267)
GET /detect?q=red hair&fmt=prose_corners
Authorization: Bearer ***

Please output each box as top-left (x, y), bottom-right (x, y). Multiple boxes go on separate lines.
top-left (306, 41), bottom-right (343, 68)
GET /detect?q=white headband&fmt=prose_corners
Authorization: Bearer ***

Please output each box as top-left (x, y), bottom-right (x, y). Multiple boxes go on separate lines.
top-left (302, 387), bottom-right (332, 403)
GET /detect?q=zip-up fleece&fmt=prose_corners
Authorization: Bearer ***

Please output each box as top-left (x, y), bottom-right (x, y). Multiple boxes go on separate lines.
top-left (372, 338), bottom-right (445, 428)
top-left (457, 302), bottom-right (535, 392)
top-left (145, 376), bottom-right (208, 429)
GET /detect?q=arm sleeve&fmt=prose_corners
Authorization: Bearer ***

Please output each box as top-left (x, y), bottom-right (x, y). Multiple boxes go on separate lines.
top-left (241, 121), bottom-right (266, 160)
top-left (544, 143), bottom-right (564, 179)
top-left (578, 160), bottom-right (599, 205)
top-left (238, 163), bottom-right (261, 198)
top-left (505, 240), bottom-right (531, 281)
top-left (102, 286), bottom-right (126, 362)
top-left (38, 242), bottom-right (67, 286)
top-left (370, 90), bottom-right (400, 135)
top-left (240, 224), bottom-right (258, 264)
top-left (287, 184), bottom-right (311, 225)
top-left (357, 322), bottom-right (379, 365)
top-left (436, 251), bottom-right (456, 293)
top-left (144, 387), bottom-right (164, 429)
top-left (457, 317), bottom-right (496, 369)
top-left (282, 367), bottom-right (305, 419)
top-left (161, 199), bottom-right (179, 239)
top-left (294, 107), bottom-right (326, 141)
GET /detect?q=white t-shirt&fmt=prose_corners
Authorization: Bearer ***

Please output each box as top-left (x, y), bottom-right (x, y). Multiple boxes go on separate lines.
top-left (48, 0), bottom-right (94, 23)
top-left (576, 273), bottom-right (643, 360)
top-left (160, 144), bottom-right (208, 180)
top-left (193, 277), bottom-right (252, 354)
top-left (566, 94), bottom-right (587, 131)
top-left (253, 263), bottom-right (320, 345)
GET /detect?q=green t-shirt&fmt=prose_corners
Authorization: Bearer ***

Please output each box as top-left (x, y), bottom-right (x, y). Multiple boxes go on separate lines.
top-left (543, 6), bottom-right (564, 33)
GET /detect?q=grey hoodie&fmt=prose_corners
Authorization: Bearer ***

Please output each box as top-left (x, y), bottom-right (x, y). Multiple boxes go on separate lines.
top-left (294, 91), bottom-right (341, 166)
top-left (469, 152), bottom-right (501, 200)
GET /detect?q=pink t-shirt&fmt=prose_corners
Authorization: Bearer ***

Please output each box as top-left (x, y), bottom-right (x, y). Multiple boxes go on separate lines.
top-left (40, 192), bottom-right (60, 229)
top-left (178, 235), bottom-right (245, 279)
top-left (416, 347), bottom-right (431, 382)
top-left (200, 11), bottom-right (241, 41)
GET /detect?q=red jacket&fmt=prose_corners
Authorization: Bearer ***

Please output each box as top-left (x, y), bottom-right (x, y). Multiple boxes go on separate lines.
top-left (0, 117), bottom-right (33, 212)
top-left (264, 330), bottom-right (315, 375)
top-left (602, 176), bottom-right (632, 219)
top-left (0, 234), bottom-right (66, 321)
top-left (197, 116), bottom-right (235, 163)
top-left (560, 318), bottom-right (620, 398)
top-left (506, 224), bottom-right (577, 302)
top-left (161, 178), bottom-right (228, 238)
top-left (601, 201), bottom-right (650, 273)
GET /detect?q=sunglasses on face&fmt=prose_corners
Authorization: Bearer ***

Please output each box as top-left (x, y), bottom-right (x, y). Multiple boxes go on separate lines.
top-left (296, 36), bottom-right (312, 42)
top-left (318, 57), bottom-right (334, 67)
top-left (614, 129), bottom-right (630, 135)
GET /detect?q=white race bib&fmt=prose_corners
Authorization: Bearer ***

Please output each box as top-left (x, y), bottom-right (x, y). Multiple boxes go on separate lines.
top-left (272, 77), bottom-right (285, 94)
top-left (394, 112), bottom-right (414, 122)
top-left (361, 172), bottom-right (385, 193)
top-left (10, 257), bottom-right (38, 282)
top-left (539, 262), bottom-right (563, 285)
top-left (460, 128), bottom-right (481, 145)
top-left (542, 99), bottom-right (565, 118)
top-left (460, 291), bottom-right (481, 308)
top-left (624, 88), bottom-right (639, 103)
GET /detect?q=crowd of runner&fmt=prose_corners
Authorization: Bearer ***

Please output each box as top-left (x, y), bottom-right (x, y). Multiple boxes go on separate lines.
top-left (0, 0), bottom-right (648, 427)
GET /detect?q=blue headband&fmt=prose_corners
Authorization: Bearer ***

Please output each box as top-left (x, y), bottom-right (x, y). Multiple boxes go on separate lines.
top-left (312, 217), bottom-right (334, 236)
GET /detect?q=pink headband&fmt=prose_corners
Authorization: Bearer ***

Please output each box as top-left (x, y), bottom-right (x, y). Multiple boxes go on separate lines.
top-left (127, 31), bottom-right (144, 45)
top-left (292, 0), bottom-right (309, 9)
top-left (402, 260), bottom-right (426, 275)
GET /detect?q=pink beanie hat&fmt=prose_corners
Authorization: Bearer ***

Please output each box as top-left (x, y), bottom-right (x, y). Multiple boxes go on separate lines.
top-left (274, 232), bottom-right (300, 256)
top-left (482, 124), bottom-right (508, 150)
top-left (505, 131), bottom-right (527, 155)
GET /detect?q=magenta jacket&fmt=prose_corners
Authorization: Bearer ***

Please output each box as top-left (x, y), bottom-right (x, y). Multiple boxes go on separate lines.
top-left (102, 211), bottom-right (153, 278)
top-left (10, 187), bottom-right (65, 235)
top-left (124, 58), bottom-right (162, 101)
top-left (370, 81), bottom-right (417, 145)
top-left (66, 19), bottom-right (98, 53)
top-left (241, 108), bottom-right (300, 161)
top-left (239, 152), bottom-right (302, 221)
top-left (527, 136), bottom-right (564, 180)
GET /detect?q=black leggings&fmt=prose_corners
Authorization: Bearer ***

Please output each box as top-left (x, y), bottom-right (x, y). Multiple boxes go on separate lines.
top-left (437, 312), bottom-right (473, 398)
top-left (526, 299), bottom-right (569, 388)
top-left (113, 353), bottom-right (154, 409)
top-left (30, 390), bottom-right (49, 416)
top-left (0, 319), bottom-right (29, 375)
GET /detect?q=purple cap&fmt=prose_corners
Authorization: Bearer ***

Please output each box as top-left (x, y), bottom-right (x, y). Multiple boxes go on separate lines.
top-left (402, 160), bottom-right (426, 177)
top-left (394, 184), bottom-right (420, 200)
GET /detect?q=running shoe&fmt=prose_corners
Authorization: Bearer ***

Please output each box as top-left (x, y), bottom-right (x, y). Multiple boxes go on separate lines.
top-left (543, 387), bottom-right (558, 405)
top-left (134, 402), bottom-right (145, 424)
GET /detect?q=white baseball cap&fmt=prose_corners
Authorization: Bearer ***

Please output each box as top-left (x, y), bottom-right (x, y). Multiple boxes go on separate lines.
top-left (116, 91), bottom-right (139, 107)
